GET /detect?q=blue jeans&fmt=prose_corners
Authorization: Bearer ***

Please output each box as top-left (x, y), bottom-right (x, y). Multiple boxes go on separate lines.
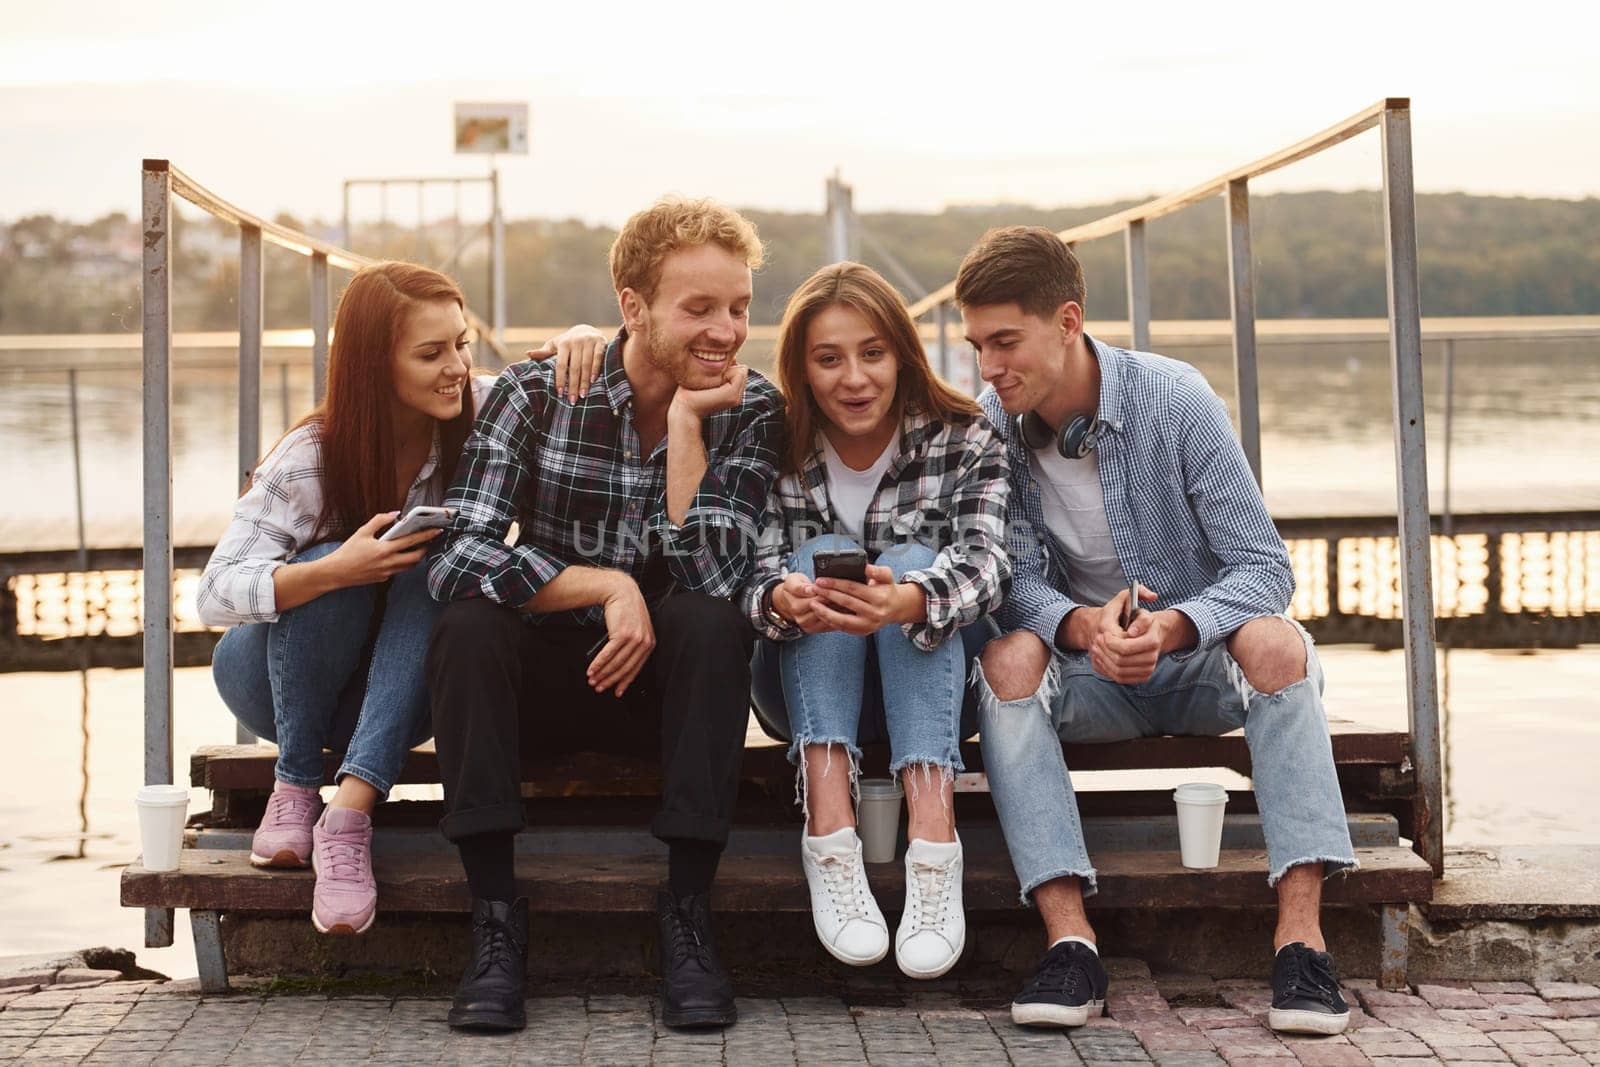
top-left (210, 541), bottom-right (438, 798)
top-left (750, 536), bottom-right (996, 789)
top-left (976, 615), bottom-right (1355, 900)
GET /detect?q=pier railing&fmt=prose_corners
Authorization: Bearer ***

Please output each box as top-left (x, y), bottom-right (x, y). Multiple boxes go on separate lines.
top-left (910, 98), bottom-right (1444, 875)
top-left (137, 159), bottom-right (508, 948)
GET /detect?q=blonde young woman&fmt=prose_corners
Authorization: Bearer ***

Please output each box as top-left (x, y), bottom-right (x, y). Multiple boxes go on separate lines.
top-left (744, 262), bottom-right (1010, 979)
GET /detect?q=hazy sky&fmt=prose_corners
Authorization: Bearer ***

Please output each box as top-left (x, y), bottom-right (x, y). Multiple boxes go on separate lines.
top-left (4, 0), bottom-right (1599, 226)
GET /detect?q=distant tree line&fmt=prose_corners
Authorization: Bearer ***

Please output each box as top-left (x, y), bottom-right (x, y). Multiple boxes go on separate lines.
top-left (2, 191), bottom-right (1596, 335)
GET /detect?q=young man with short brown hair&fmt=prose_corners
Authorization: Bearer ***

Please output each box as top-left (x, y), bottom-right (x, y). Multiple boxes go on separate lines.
top-left (959, 225), bottom-right (1356, 1036)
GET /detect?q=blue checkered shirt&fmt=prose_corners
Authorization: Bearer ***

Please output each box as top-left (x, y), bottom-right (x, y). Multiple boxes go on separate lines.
top-left (980, 335), bottom-right (1293, 653)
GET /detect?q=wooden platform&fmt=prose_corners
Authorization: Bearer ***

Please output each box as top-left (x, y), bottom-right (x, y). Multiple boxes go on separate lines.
top-left (129, 712), bottom-right (1430, 993)
top-left (123, 846), bottom-right (1432, 914)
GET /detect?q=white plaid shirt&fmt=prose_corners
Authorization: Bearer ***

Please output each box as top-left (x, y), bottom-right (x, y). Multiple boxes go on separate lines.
top-left (982, 335), bottom-right (1293, 653)
top-left (741, 405), bottom-right (1011, 651)
top-left (196, 375), bottom-right (497, 627)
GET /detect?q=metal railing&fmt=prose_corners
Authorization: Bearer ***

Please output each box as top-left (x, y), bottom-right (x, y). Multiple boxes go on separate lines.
top-left (138, 159), bottom-right (509, 948)
top-left (910, 98), bottom-right (1443, 875)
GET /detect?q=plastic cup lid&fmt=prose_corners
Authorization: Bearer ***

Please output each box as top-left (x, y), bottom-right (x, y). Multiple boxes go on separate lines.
top-left (857, 777), bottom-right (904, 798)
top-left (136, 784), bottom-right (190, 805)
top-left (1172, 782), bottom-right (1228, 804)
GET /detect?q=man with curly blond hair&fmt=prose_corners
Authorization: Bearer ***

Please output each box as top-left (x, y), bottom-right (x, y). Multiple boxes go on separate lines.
top-left (428, 197), bottom-right (784, 1033)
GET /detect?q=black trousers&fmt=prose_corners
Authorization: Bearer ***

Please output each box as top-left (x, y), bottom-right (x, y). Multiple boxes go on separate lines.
top-left (426, 592), bottom-right (756, 847)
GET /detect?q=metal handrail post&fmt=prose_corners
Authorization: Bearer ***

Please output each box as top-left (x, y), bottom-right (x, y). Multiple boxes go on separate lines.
top-left (237, 226), bottom-right (264, 745)
top-left (140, 160), bottom-right (176, 948)
top-left (239, 227), bottom-right (264, 491)
top-left (1380, 104), bottom-right (1444, 874)
top-left (490, 166), bottom-right (506, 349)
top-left (936, 301), bottom-right (950, 382)
top-left (1226, 178), bottom-right (1263, 486)
top-left (1124, 219), bottom-right (1151, 352)
top-left (310, 252), bottom-right (330, 405)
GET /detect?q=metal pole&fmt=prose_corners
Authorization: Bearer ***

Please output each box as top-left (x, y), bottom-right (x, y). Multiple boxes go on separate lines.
top-left (1442, 339), bottom-right (1455, 541)
top-left (416, 181), bottom-right (426, 262)
top-left (1381, 104), bottom-right (1444, 875)
top-left (936, 301), bottom-right (950, 383)
top-left (1124, 219), bottom-right (1151, 352)
top-left (490, 163), bottom-right (506, 347)
top-left (1226, 178), bottom-right (1263, 486)
top-left (237, 226), bottom-right (264, 745)
top-left (68, 370), bottom-right (89, 581)
top-left (825, 173), bottom-right (852, 263)
top-left (140, 160), bottom-right (176, 948)
top-left (279, 362), bottom-right (290, 431)
top-left (310, 252), bottom-right (330, 406)
top-left (452, 180), bottom-right (462, 272)
top-left (239, 227), bottom-right (264, 491)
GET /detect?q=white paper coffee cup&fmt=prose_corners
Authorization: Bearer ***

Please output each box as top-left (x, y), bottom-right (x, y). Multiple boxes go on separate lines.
top-left (135, 784), bottom-right (189, 872)
top-left (1173, 782), bottom-right (1228, 869)
top-left (857, 777), bottom-right (904, 864)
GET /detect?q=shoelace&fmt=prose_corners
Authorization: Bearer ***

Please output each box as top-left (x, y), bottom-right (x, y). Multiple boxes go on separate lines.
top-left (816, 855), bottom-right (870, 922)
top-left (1029, 945), bottom-right (1092, 999)
top-left (318, 833), bottom-right (368, 880)
top-left (1281, 948), bottom-right (1341, 1003)
top-left (262, 790), bottom-right (314, 830)
top-left (664, 903), bottom-right (718, 973)
top-left (906, 860), bottom-right (954, 931)
top-left (469, 914), bottom-right (522, 978)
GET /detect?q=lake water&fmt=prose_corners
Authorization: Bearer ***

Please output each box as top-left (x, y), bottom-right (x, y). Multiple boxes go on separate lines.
top-left (3, 332), bottom-right (1600, 549)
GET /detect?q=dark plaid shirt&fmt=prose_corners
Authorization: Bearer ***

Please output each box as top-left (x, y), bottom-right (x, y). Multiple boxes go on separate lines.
top-left (428, 334), bottom-right (785, 625)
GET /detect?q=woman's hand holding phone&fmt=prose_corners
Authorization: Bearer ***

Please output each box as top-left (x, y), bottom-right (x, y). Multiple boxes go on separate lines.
top-left (325, 511), bottom-right (442, 587)
top-left (811, 564), bottom-right (928, 636)
top-left (770, 572), bottom-right (829, 634)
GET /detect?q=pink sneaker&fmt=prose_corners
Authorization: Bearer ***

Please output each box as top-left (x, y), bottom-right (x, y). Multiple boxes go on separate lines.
top-left (311, 806), bottom-right (377, 935)
top-left (249, 781), bottom-right (322, 868)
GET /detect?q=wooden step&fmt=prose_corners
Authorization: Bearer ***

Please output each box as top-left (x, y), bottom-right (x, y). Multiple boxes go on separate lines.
top-left (190, 717), bottom-right (1409, 793)
top-left (123, 845), bottom-right (1432, 914)
top-left (183, 812), bottom-right (1403, 857)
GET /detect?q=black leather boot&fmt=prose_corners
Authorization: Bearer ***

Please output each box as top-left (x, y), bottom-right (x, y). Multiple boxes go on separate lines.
top-left (448, 897), bottom-right (528, 1031)
top-left (656, 890), bottom-right (737, 1029)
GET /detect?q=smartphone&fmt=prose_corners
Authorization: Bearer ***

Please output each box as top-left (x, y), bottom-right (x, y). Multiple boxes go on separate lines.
top-left (378, 505), bottom-right (453, 542)
top-left (813, 548), bottom-right (869, 584)
top-left (1121, 577), bottom-right (1141, 630)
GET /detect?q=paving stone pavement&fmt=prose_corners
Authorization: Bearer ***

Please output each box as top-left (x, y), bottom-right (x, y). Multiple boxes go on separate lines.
top-left (3, 974), bottom-right (1599, 1065)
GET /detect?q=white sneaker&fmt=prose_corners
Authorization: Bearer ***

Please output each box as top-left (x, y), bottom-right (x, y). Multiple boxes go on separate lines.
top-left (895, 836), bottom-right (965, 979)
top-left (801, 827), bottom-right (889, 966)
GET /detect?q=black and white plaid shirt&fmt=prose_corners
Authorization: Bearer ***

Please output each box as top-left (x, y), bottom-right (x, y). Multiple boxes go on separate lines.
top-left (740, 405), bottom-right (1011, 651)
top-left (428, 334), bottom-right (785, 625)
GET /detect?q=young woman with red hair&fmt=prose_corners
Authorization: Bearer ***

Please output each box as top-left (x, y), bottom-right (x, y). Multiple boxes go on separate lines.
top-left (198, 262), bottom-right (598, 935)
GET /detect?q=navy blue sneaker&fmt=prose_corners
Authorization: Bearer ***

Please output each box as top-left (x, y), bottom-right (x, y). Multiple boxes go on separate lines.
top-left (1269, 942), bottom-right (1350, 1035)
top-left (1011, 940), bottom-right (1108, 1028)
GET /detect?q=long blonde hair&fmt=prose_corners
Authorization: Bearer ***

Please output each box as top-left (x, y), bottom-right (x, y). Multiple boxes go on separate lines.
top-left (774, 261), bottom-right (978, 475)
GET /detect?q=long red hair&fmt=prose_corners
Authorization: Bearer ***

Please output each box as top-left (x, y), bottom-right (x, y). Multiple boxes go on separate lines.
top-left (268, 261), bottom-right (476, 538)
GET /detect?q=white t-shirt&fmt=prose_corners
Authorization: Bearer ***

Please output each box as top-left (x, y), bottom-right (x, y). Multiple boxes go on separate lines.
top-left (1029, 445), bottom-right (1128, 607)
top-left (821, 434), bottom-right (899, 545)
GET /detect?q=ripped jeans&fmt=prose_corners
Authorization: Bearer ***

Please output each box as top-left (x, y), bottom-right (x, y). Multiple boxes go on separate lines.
top-left (977, 615), bottom-right (1355, 901)
top-left (750, 536), bottom-right (995, 800)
